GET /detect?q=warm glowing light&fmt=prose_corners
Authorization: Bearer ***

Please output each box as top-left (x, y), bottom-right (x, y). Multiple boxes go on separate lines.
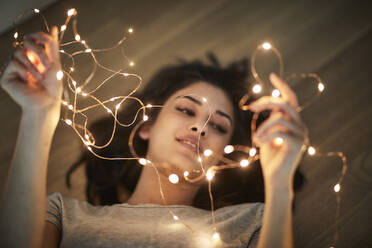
top-left (87, 146), bottom-right (92, 152)
top-left (34, 9), bottom-right (40, 13)
top-left (110, 97), bottom-right (115, 102)
top-left (75, 34), bottom-right (81, 41)
top-left (318, 82), bottom-right (325, 92)
top-left (173, 215), bottom-right (179, 221)
top-left (212, 232), bottom-right (220, 240)
top-left (240, 159), bottom-right (249, 167)
top-left (82, 92), bottom-right (87, 97)
top-left (198, 157), bottom-right (202, 162)
top-left (272, 89), bottom-right (280, 98)
top-left (107, 109), bottom-right (112, 113)
top-left (123, 73), bottom-right (129, 77)
top-left (85, 48), bottom-right (92, 53)
top-left (129, 61), bottom-right (135, 67)
top-left (334, 183), bottom-right (340, 192)
top-left (13, 32), bottom-right (18, 39)
top-left (308, 146), bottom-right (316, 156)
top-left (60, 49), bottom-right (65, 53)
top-left (143, 115), bottom-right (149, 121)
top-left (81, 40), bottom-right (86, 44)
top-left (128, 28), bottom-right (133, 33)
top-left (60, 25), bottom-right (67, 32)
top-left (169, 174), bottom-right (179, 184)
top-left (115, 104), bottom-right (121, 110)
top-left (84, 134), bottom-right (89, 140)
top-left (56, 70), bottom-right (64, 80)
top-left (202, 97), bottom-right (207, 102)
top-left (274, 137), bottom-right (284, 146)
top-left (84, 140), bottom-right (90, 146)
top-left (62, 101), bottom-right (67, 105)
top-left (139, 158), bottom-right (147, 165)
top-left (65, 119), bottom-right (72, 125)
top-left (68, 105), bottom-right (73, 110)
top-left (206, 169), bottom-right (215, 181)
top-left (67, 8), bottom-right (76, 16)
top-left (72, 81), bottom-right (77, 86)
top-left (262, 42), bottom-right (272, 50)
top-left (69, 67), bottom-right (74, 72)
top-left (184, 171), bottom-right (189, 177)
top-left (146, 104), bottom-right (152, 108)
top-left (224, 145), bottom-right (234, 154)
top-left (249, 147), bottom-right (257, 157)
top-left (76, 87), bottom-right (81, 93)
top-left (203, 149), bottom-right (213, 157)
top-left (252, 84), bottom-right (262, 94)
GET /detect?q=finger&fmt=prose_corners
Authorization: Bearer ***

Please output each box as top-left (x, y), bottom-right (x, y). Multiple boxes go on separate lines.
top-left (254, 113), bottom-right (305, 142)
top-left (269, 73), bottom-right (298, 108)
top-left (45, 26), bottom-right (60, 63)
top-left (23, 39), bottom-right (50, 71)
top-left (4, 59), bottom-right (28, 83)
top-left (249, 96), bottom-right (303, 126)
top-left (254, 129), bottom-right (303, 148)
top-left (13, 49), bottom-right (42, 80)
top-left (26, 32), bottom-right (53, 45)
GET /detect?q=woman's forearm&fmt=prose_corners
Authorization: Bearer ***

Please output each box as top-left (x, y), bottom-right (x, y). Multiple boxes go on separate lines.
top-left (257, 181), bottom-right (294, 248)
top-left (0, 111), bottom-right (58, 248)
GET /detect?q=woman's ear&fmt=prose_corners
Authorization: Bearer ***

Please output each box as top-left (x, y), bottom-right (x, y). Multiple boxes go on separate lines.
top-left (139, 123), bottom-right (152, 140)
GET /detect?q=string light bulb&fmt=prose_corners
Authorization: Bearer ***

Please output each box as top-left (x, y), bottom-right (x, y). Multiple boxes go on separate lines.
top-left (67, 8), bottom-right (76, 16)
top-left (128, 28), bottom-right (133, 33)
top-left (334, 183), bottom-right (341, 192)
top-left (56, 70), bottom-right (63, 80)
top-left (262, 42), bottom-right (272, 50)
top-left (240, 159), bottom-right (249, 167)
top-left (143, 115), bottom-right (149, 121)
top-left (202, 97), bottom-right (207, 102)
top-left (169, 174), bottom-right (179, 184)
top-left (139, 158), bottom-right (147, 165)
top-left (146, 104), bottom-right (153, 108)
top-left (272, 89), bottom-right (281, 98)
top-left (129, 61), bottom-right (135, 66)
top-left (224, 145), bottom-right (234, 154)
top-left (34, 9), bottom-right (40, 13)
top-left (13, 32), bottom-right (18, 39)
top-left (308, 146), bottom-right (316, 156)
top-left (173, 215), bottom-right (179, 221)
top-left (75, 34), bottom-right (81, 41)
top-left (212, 232), bottom-right (220, 241)
top-left (65, 119), bottom-right (72, 125)
top-left (203, 149), bottom-right (213, 157)
top-left (60, 25), bottom-right (67, 31)
top-left (184, 171), bottom-right (189, 177)
top-left (274, 137), bottom-right (284, 146)
top-left (252, 84), bottom-right (262, 94)
top-left (206, 169), bottom-right (215, 181)
top-left (249, 147), bottom-right (257, 157)
top-left (318, 82), bottom-right (325, 92)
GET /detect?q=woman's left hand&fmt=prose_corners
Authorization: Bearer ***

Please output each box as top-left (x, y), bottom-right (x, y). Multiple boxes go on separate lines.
top-left (249, 73), bottom-right (308, 187)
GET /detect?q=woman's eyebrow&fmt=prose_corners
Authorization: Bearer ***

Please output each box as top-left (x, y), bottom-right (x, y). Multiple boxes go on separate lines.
top-left (177, 95), bottom-right (232, 125)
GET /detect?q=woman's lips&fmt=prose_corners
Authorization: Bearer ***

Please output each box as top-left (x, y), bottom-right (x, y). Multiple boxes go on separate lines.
top-left (176, 137), bottom-right (200, 154)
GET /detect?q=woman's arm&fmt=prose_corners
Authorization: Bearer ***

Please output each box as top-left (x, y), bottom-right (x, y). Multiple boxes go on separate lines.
top-left (0, 27), bottom-right (62, 248)
top-left (249, 73), bottom-right (308, 248)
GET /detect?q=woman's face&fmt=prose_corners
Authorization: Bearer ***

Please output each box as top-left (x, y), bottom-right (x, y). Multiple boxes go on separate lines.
top-left (140, 81), bottom-right (234, 174)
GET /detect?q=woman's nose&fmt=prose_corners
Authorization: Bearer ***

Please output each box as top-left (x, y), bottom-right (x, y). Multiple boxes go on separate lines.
top-left (190, 126), bottom-right (206, 137)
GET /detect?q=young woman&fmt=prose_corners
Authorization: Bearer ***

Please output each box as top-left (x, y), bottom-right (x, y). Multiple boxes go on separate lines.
top-left (0, 27), bottom-right (307, 248)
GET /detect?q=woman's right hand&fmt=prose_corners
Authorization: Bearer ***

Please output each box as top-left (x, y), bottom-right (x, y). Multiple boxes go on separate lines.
top-left (0, 26), bottom-right (63, 119)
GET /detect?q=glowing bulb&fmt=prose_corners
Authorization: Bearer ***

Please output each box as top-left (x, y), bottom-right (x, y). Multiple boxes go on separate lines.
top-left (169, 174), bottom-right (179, 184)
top-left (69, 67), bottom-right (74, 72)
top-left (60, 49), bottom-right (65, 53)
top-left (84, 134), bottom-right (89, 140)
top-left (107, 108), bottom-right (112, 113)
top-left (67, 8), bottom-right (76, 16)
top-left (87, 146), bottom-right (92, 152)
top-left (81, 40), bottom-right (86, 44)
top-left (274, 137), bottom-right (284, 146)
top-left (123, 73), bottom-right (129, 77)
top-left (334, 183), bottom-right (340, 192)
top-left (184, 171), bottom-right (189, 177)
top-left (76, 87), bottom-right (81, 93)
top-left (116, 104), bottom-right (121, 110)
top-left (206, 169), bottom-right (215, 181)
top-left (56, 70), bottom-right (63, 80)
top-left (62, 101), bottom-right (67, 105)
top-left (85, 48), bottom-right (92, 53)
top-left (224, 145), bottom-right (234, 154)
top-left (82, 92), bottom-right (87, 97)
top-left (84, 140), bottom-right (90, 146)
top-left (60, 25), bottom-right (67, 32)
top-left (72, 81), bottom-right (77, 86)
top-left (139, 158), bottom-right (147, 165)
top-left (240, 159), bottom-right (249, 167)
top-left (318, 82), bottom-right (325, 92)
top-left (110, 97), bottom-right (115, 102)
top-left (173, 215), bottom-right (179, 221)
top-left (249, 147), bottom-right (257, 157)
top-left (129, 61), bottom-right (135, 67)
top-left (252, 84), bottom-right (262, 94)
top-left (262, 42), bottom-right (272, 50)
top-left (75, 34), bottom-right (81, 41)
top-left (13, 32), bottom-right (18, 39)
top-left (34, 9), bottom-right (40, 13)
top-left (272, 89), bottom-right (280, 98)
top-left (212, 232), bottom-right (220, 240)
top-left (202, 97), bottom-right (207, 102)
top-left (146, 104), bottom-right (152, 108)
top-left (68, 105), bottom-right (73, 110)
top-left (65, 119), bottom-right (72, 125)
top-left (308, 146), bottom-right (316, 156)
top-left (128, 28), bottom-right (133, 33)
top-left (198, 157), bottom-right (202, 162)
top-left (143, 115), bottom-right (149, 121)
top-left (203, 149), bottom-right (213, 157)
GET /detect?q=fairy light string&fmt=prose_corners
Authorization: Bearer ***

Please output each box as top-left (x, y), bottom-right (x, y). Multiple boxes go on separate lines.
top-left (10, 8), bottom-right (348, 247)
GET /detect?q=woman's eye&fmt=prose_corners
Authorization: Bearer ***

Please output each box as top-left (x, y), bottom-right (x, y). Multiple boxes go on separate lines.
top-left (176, 107), bottom-right (195, 116)
top-left (210, 122), bottom-right (227, 134)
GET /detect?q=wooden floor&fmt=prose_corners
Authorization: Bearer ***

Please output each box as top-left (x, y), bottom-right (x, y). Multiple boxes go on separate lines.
top-left (0, 0), bottom-right (371, 247)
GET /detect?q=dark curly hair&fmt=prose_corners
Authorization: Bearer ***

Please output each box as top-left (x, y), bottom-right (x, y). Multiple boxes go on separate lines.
top-left (66, 53), bottom-right (304, 210)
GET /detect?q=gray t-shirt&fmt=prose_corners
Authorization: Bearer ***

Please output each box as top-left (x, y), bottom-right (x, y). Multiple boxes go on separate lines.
top-left (46, 192), bottom-right (264, 248)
